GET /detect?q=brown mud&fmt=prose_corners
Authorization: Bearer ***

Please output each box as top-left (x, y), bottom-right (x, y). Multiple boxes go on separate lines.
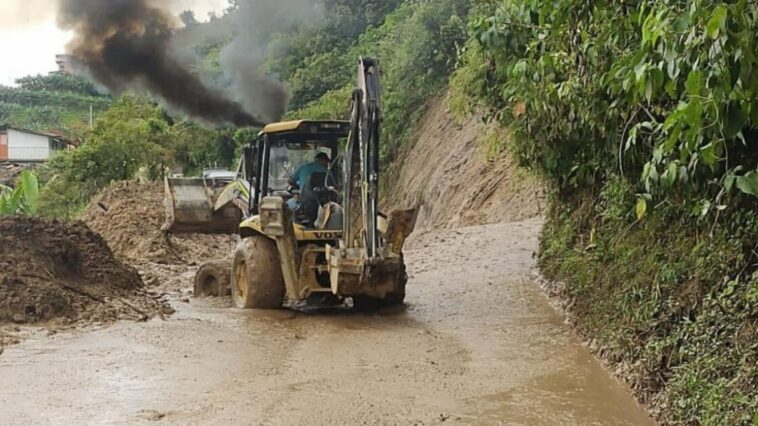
top-left (0, 217), bottom-right (169, 335)
top-left (81, 181), bottom-right (235, 265)
top-left (80, 180), bottom-right (236, 304)
top-left (0, 219), bottom-right (656, 425)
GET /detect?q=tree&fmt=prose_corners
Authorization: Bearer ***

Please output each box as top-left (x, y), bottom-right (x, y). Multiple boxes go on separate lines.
top-left (14, 74), bottom-right (103, 97)
top-left (179, 10), bottom-right (197, 27)
top-left (38, 96), bottom-right (172, 217)
top-left (466, 0), bottom-right (758, 204)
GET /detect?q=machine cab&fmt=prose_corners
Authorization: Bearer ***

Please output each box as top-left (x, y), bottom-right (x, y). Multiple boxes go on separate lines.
top-left (245, 120), bottom-right (351, 235)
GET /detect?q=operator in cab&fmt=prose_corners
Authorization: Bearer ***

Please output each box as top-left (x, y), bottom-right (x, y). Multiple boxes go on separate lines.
top-left (289, 152), bottom-right (331, 190)
top-left (289, 152), bottom-right (336, 226)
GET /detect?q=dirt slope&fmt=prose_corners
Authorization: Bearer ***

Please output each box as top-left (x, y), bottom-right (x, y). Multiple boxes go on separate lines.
top-left (0, 217), bottom-right (167, 327)
top-left (385, 97), bottom-right (545, 231)
top-left (81, 181), bottom-right (235, 266)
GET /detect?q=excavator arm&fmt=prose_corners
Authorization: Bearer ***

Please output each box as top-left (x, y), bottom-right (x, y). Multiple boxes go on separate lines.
top-left (324, 57), bottom-right (419, 301)
top-left (343, 57), bottom-right (383, 259)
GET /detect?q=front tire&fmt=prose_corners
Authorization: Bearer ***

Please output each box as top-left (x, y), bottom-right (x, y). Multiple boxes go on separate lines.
top-left (231, 236), bottom-right (285, 309)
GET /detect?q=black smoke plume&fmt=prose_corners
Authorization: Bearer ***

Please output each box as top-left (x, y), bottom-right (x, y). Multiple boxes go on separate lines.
top-left (57, 0), bottom-right (266, 127)
top-left (219, 0), bottom-right (320, 123)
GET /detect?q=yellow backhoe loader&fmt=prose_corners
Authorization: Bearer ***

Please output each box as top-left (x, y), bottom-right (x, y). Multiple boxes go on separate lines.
top-left (164, 58), bottom-right (417, 309)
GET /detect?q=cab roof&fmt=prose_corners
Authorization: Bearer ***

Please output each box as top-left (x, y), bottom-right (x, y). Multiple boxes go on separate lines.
top-left (260, 120), bottom-right (350, 137)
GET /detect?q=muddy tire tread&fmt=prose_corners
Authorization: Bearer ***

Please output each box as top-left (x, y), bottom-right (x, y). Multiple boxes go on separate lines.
top-left (232, 236), bottom-right (285, 309)
top-left (193, 260), bottom-right (232, 297)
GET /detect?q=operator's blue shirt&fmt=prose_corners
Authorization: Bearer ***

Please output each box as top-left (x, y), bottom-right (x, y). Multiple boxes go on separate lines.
top-left (291, 162), bottom-right (329, 190)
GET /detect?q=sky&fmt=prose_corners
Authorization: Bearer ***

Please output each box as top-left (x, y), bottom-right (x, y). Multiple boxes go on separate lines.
top-left (0, 0), bottom-right (228, 86)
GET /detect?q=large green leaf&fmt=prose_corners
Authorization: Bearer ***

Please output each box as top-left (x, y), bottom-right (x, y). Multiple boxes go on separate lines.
top-left (636, 196), bottom-right (648, 220)
top-left (0, 194), bottom-right (8, 215)
top-left (684, 101), bottom-right (703, 129)
top-left (8, 186), bottom-right (23, 214)
top-left (706, 5), bottom-right (728, 39)
top-left (17, 171), bottom-right (40, 215)
top-left (0, 171), bottom-right (41, 216)
top-left (736, 171), bottom-right (758, 197)
top-left (700, 142), bottom-right (719, 167)
top-left (673, 13), bottom-right (690, 32)
top-left (663, 162), bottom-right (678, 188)
top-left (685, 70), bottom-right (702, 96)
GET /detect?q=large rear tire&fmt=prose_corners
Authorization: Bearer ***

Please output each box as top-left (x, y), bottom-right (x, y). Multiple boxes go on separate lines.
top-left (231, 236), bottom-right (285, 309)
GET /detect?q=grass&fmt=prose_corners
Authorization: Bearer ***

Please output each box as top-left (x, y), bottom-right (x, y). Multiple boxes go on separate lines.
top-left (538, 176), bottom-right (758, 425)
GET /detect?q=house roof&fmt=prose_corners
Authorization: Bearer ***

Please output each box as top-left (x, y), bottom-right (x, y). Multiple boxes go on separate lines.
top-left (0, 124), bottom-right (70, 143)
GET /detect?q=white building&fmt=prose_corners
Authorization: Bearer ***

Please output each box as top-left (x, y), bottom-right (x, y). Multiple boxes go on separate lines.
top-left (0, 125), bottom-right (68, 162)
top-left (55, 54), bottom-right (75, 74)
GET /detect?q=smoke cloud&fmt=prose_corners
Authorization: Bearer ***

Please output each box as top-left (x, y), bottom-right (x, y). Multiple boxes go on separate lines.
top-left (219, 0), bottom-right (321, 123)
top-left (57, 0), bottom-right (265, 127)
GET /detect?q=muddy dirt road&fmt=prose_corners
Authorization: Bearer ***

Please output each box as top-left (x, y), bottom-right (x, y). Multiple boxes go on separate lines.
top-left (0, 219), bottom-right (654, 425)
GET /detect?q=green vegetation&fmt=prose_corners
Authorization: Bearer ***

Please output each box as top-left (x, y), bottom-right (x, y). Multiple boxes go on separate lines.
top-left (6, 0), bottom-right (468, 220)
top-left (37, 96), bottom-right (236, 219)
top-left (288, 0), bottom-right (469, 162)
top-left (457, 1), bottom-right (757, 202)
top-left (7, 2), bottom-right (756, 421)
top-left (451, 1), bottom-right (757, 423)
top-left (266, 0), bottom-right (407, 109)
top-left (0, 171), bottom-right (40, 216)
top-left (0, 74), bottom-right (111, 135)
top-left (539, 184), bottom-right (757, 425)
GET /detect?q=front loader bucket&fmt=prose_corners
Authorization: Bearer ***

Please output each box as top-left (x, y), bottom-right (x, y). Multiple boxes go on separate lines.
top-left (162, 177), bottom-right (241, 234)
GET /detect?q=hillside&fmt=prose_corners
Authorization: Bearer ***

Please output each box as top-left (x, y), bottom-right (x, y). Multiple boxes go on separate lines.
top-left (386, 96), bottom-right (544, 230)
top-left (0, 74), bottom-right (111, 137)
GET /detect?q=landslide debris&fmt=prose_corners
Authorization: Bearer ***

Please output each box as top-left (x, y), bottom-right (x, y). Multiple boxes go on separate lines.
top-left (0, 216), bottom-right (168, 326)
top-left (81, 181), bottom-right (235, 266)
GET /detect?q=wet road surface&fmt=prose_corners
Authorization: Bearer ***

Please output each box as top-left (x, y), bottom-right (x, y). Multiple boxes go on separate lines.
top-left (0, 219), bottom-right (655, 425)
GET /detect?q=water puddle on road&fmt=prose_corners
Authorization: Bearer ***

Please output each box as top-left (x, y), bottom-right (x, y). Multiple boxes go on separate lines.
top-left (469, 364), bottom-right (656, 425)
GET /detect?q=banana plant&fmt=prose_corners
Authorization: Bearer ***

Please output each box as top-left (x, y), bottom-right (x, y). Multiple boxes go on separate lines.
top-left (0, 171), bottom-right (40, 216)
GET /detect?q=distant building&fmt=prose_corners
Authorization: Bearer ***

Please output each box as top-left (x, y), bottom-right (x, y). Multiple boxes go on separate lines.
top-left (0, 125), bottom-right (69, 163)
top-left (55, 54), bottom-right (75, 74)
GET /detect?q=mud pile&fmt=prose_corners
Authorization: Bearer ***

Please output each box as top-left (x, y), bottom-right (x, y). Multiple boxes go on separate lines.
top-left (0, 217), bottom-right (167, 325)
top-left (81, 181), bottom-right (235, 265)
